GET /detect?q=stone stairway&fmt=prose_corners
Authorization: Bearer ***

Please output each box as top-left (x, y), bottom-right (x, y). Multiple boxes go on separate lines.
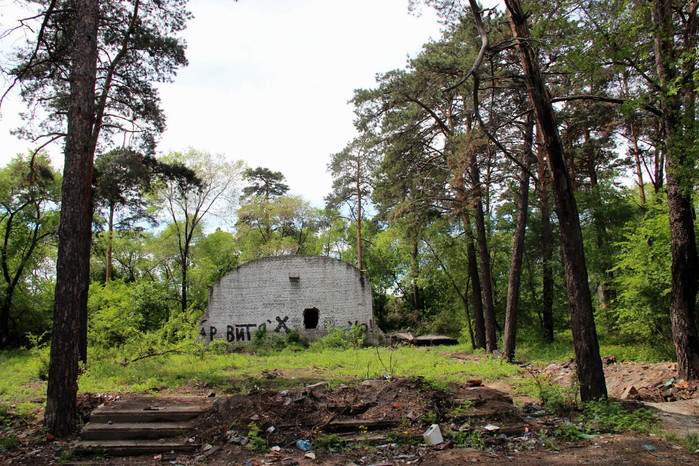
top-left (75, 396), bottom-right (215, 457)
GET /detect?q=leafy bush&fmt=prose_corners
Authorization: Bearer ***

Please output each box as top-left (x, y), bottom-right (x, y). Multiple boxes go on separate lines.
top-left (250, 325), bottom-right (309, 351)
top-left (513, 372), bottom-right (577, 413)
top-left (611, 195), bottom-right (673, 343)
top-left (88, 280), bottom-right (143, 348)
top-left (252, 324), bottom-right (268, 347)
top-left (206, 340), bottom-right (234, 355)
top-left (313, 324), bottom-right (367, 350)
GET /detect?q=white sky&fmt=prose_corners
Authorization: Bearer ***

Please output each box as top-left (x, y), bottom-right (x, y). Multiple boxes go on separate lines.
top-left (0, 0), bottom-right (445, 207)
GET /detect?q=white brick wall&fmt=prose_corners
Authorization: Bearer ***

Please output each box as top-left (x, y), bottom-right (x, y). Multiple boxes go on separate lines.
top-left (199, 255), bottom-right (379, 344)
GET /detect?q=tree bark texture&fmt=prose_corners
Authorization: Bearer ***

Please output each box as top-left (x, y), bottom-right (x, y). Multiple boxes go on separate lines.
top-left (503, 121), bottom-right (533, 362)
top-left (356, 156), bottom-right (363, 271)
top-left (463, 211), bottom-right (486, 349)
top-left (471, 154), bottom-right (497, 353)
top-left (411, 241), bottom-right (420, 313)
top-left (505, 0), bottom-right (607, 400)
top-left (652, 0), bottom-right (699, 380)
top-left (45, 0), bottom-right (99, 437)
top-left (536, 129), bottom-right (555, 342)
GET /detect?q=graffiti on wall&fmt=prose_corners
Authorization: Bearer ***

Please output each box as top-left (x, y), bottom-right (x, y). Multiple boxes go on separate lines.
top-left (199, 323), bottom-right (259, 342)
top-left (200, 315), bottom-right (375, 343)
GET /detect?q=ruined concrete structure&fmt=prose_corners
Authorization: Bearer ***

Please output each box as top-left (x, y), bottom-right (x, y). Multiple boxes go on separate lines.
top-left (199, 255), bottom-right (379, 344)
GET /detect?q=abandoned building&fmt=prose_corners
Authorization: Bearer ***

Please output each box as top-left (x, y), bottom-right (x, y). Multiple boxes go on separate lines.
top-left (199, 255), bottom-right (380, 344)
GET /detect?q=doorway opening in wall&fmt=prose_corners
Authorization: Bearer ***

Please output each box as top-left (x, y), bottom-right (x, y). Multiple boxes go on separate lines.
top-left (304, 308), bottom-right (319, 329)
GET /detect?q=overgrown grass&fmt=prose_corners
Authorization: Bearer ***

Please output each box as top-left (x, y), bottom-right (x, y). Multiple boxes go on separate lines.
top-left (0, 342), bottom-right (522, 405)
top-left (515, 333), bottom-right (676, 365)
top-left (0, 332), bottom-right (676, 410)
top-left (0, 349), bottom-right (47, 409)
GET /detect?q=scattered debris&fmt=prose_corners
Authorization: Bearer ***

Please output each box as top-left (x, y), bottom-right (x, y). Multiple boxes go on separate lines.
top-left (2, 361), bottom-right (698, 464)
top-left (295, 439), bottom-right (311, 451)
top-left (386, 331), bottom-right (458, 346)
top-left (423, 424), bottom-right (443, 445)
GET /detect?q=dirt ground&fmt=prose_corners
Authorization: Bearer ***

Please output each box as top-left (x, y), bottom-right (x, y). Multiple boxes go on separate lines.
top-left (1, 355), bottom-right (698, 465)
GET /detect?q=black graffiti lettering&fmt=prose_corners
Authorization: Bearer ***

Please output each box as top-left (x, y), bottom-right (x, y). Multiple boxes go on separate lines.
top-left (202, 323), bottom-right (261, 343)
top-left (242, 324), bottom-right (257, 340)
top-left (275, 316), bottom-right (289, 333)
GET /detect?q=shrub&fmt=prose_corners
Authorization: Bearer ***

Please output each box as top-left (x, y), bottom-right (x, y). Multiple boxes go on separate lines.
top-left (313, 324), bottom-right (367, 350)
top-left (88, 280), bottom-right (143, 348)
top-left (578, 400), bottom-right (657, 434)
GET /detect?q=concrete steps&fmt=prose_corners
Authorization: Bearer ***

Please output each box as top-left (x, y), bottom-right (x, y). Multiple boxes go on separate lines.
top-left (75, 396), bottom-right (214, 457)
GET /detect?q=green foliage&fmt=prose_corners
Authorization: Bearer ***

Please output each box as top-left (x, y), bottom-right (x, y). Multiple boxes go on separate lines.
top-left (445, 399), bottom-right (475, 424)
top-left (312, 429), bottom-right (347, 452)
top-left (206, 340), bottom-right (234, 355)
top-left (612, 194), bottom-right (673, 342)
top-left (452, 429), bottom-right (485, 449)
top-left (0, 432), bottom-right (19, 451)
top-left (418, 411), bottom-right (438, 426)
top-left (553, 421), bottom-right (585, 440)
top-left (0, 153), bottom-right (60, 346)
top-left (189, 229), bottom-right (239, 297)
top-left (673, 433), bottom-right (699, 452)
top-left (312, 324), bottom-right (367, 350)
top-left (513, 372), bottom-right (578, 413)
top-left (246, 422), bottom-right (267, 452)
top-left (88, 280), bottom-right (144, 349)
top-left (235, 195), bottom-right (323, 260)
top-left (578, 400), bottom-right (657, 435)
top-left (250, 325), bottom-right (309, 352)
top-left (8, 0), bottom-right (191, 151)
top-left (242, 167), bottom-right (289, 199)
top-left (252, 324), bottom-right (268, 348)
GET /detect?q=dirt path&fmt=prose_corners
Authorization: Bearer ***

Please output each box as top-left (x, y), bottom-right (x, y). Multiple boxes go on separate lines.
top-left (646, 399), bottom-right (699, 436)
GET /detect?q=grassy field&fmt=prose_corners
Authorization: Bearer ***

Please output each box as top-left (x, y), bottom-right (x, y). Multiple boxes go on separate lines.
top-left (0, 334), bottom-right (675, 418)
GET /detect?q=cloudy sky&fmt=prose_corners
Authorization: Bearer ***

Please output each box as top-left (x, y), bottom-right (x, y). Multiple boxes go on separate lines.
top-left (0, 0), bottom-right (445, 207)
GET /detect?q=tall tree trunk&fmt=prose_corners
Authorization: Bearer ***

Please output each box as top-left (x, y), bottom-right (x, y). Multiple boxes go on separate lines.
top-left (464, 211), bottom-right (486, 349)
top-left (584, 130), bottom-right (615, 311)
top-left (463, 280), bottom-right (476, 348)
top-left (503, 121), bottom-right (533, 362)
top-left (471, 154), bottom-right (497, 353)
top-left (622, 73), bottom-right (647, 208)
top-left (45, 0), bottom-right (99, 437)
top-left (652, 0), bottom-right (699, 380)
top-left (181, 243), bottom-right (189, 314)
top-left (105, 204), bottom-right (115, 282)
top-left (356, 156), bottom-right (363, 271)
top-left (411, 241), bottom-right (420, 313)
top-left (505, 0), bottom-right (607, 400)
top-left (536, 128), bottom-right (555, 342)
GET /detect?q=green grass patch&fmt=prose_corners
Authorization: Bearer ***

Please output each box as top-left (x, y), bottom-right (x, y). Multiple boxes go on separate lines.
top-left (578, 399), bottom-right (658, 435)
top-left (0, 336), bottom-right (674, 410)
top-left (1, 343), bottom-right (522, 404)
top-left (0, 349), bottom-right (48, 406)
top-left (514, 334), bottom-right (675, 365)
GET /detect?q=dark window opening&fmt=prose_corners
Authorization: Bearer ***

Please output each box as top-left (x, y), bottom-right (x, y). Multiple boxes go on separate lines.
top-left (304, 308), bottom-right (319, 329)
